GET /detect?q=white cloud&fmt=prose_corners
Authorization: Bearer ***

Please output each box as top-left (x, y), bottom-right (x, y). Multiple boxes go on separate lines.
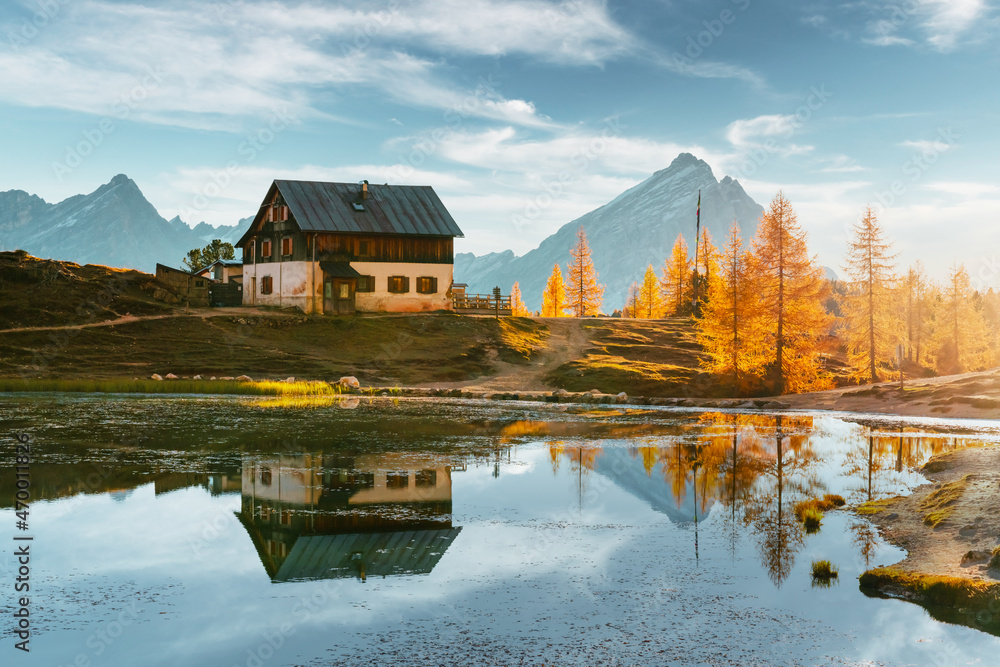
top-left (0, 0), bottom-right (584, 131)
top-left (724, 114), bottom-right (814, 160)
top-left (921, 0), bottom-right (989, 50)
top-left (923, 181), bottom-right (1000, 197)
top-left (899, 138), bottom-right (955, 153)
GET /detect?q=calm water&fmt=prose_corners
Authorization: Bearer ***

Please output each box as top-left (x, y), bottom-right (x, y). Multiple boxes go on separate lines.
top-left (3, 394), bottom-right (1000, 666)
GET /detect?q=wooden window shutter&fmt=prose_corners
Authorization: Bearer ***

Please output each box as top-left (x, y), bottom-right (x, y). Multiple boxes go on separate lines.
top-left (431, 277), bottom-right (438, 293)
top-left (403, 276), bottom-right (410, 293)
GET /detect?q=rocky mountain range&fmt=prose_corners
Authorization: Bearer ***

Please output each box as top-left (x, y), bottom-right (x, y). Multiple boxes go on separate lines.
top-left (0, 174), bottom-right (246, 273)
top-left (455, 153), bottom-right (765, 312)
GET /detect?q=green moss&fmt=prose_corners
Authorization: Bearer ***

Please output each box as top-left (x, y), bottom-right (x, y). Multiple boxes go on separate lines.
top-left (856, 497), bottom-right (901, 515)
top-left (920, 475), bottom-right (969, 527)
top-left (989, 547), bottom-right (1000, 571)
top-left (860, 567), bottom-right (1000, 610)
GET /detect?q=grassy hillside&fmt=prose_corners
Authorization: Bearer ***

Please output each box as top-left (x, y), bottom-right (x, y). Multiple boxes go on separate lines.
top-left (0, 251), bottom-right (724, 394)
top-left (545, 318), bottom-right (718, 396)
top-left (0, 249), bottom-right (171, 329)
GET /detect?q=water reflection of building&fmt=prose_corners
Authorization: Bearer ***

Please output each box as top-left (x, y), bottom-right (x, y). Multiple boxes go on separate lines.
top-left (238, 453), bottom-right (461, 583)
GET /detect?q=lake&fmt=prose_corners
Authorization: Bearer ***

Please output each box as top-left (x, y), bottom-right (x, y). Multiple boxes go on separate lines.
top-left (2, 394), bottom-right (1000, 666)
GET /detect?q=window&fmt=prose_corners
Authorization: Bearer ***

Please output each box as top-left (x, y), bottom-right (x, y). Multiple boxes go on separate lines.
top-left (261, 240), bottom-right (272, 258)
top-left (268, 205), bottom-right (288, 222)
top-left (261, 276), bottom-right (273, 294)
top-left (358, 240), bottom-right (370, 257)
top-left (338, 282), bottom-right (349, 299)
top-left (195, 279), bottom-right (205, 288)
top-left (416, 276), bottom-right (438, 294)
top-left (356, 275), bottom-right (374, 293)
top-left (415, 470), bottom-right (437, 488)
top-left (386, 472), bottom-right (409, 489)
top-left (388, 276), bottom-right (409, 293)
top-left (281, 237), bottom-right (293, 256)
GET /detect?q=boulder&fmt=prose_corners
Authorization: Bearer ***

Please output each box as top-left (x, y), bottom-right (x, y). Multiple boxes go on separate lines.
top-left (552, 388), bottom-right (570, 397)
top-left (588, 388), bottom-right (602, 395)
top-left (150, 373), bottom-right (163, 381)
top-left (209, 376), bottom-right (217, 381)
top-left (616, 392), bottom-right (628, 403)
top-left (235, 375), bottom-right (253, 382)
top-left (192, 375), bottom-right (202, 380)
top-left (285, 376), bottom-right (296, 383)
top-left (220, 376), bottom-right (235, 381)
top-left (338, 376), bottom-right (361, 391)
top-left (164, 373), bottom-right (178, 380)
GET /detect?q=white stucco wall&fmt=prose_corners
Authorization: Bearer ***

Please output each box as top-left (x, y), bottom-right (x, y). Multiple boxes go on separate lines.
top-left (352, 261), bottom-right (453, 313)
top-left (242, 260), bottom-right (319, 312)
top-left (242, 260), bottom-right (453, 313)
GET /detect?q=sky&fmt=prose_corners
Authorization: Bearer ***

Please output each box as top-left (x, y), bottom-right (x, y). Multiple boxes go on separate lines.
top-left (1, 0), bottom-right (998, 287)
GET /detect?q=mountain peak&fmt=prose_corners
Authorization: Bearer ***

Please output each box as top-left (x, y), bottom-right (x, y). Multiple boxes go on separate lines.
top-left (109, 173), bottom-right (131, 187)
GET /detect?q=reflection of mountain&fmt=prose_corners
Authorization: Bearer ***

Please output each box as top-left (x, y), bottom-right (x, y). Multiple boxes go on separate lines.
top-left (238, 453), bottom-right (462, 582)
top-left (592, 447), bottom-right (709, 524)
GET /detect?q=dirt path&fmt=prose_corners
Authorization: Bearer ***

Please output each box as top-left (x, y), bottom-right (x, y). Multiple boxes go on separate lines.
top-left (863, 446), bottom-right (1000, 580)
top-left (440, 318), bottom-right (592, 392)
top-left (782, 368), bottom-right (1000, 420)
top-left (0, 307), bottom-right (287, 334)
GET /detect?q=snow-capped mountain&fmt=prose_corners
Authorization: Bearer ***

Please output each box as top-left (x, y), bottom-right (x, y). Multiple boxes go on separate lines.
top-left (455, 153), bottom-right (765, 312)
top-left (0, 174), bottom-right (248, 272)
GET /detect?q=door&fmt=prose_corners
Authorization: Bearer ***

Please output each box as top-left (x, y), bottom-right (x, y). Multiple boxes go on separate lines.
top-left (324, 277), bottom-right (356, 315)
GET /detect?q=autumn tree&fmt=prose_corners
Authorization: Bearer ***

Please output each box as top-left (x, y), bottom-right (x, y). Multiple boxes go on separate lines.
top-left (749, 192), bottom-right (832, 394)
top-left (841, 206), bottom-right (900, 384)
top-left (510, 282), bottom-right (528, 316)
top-left (903, 260), bottom-right (931, 364)
top-left (691, 227), bottom-right (721, 314)
top-left (931, 263), bottom-right (991, 374)
top-left (660, 233), bottom-right (691, 316)
top-left (623, 281), bottom-right (640, 318)
top-left (565, 226), bottom-right (604, 316)
top-left (541, 264), bottom-right (567, 317)
top-left (636, 264), bottom-right (663, 319)
top-left (698, 222), bottom-right (765, 392)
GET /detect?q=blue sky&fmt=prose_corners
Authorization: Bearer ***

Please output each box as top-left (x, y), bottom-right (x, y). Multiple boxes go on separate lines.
top-left (1, 0), bottom-right (998, 284)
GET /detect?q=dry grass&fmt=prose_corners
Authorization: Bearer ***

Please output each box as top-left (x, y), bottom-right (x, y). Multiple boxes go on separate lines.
top-left (794, 494), bottom-right (847, 522)
top-left (860, 567), bottom-right (1000, 607)
top-left (0, 378), bottom-right (342, 396)
top-left (811, 560), bottom-right (839, 586)
top-left (544, 318), bottom-right (721, 396)
top-left (856, 497), bottom-right (902, 515)
top-left (920, 475), bottom-right (970, 528)
top-left (802, 508), bottom-right (824, 533)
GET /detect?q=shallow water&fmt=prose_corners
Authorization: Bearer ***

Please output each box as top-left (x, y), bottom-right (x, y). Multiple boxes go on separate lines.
top-left (2, 394), bottom-right (1000, 666)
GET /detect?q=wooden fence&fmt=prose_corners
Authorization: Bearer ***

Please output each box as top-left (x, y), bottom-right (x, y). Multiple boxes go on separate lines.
top-left (453, 293), bottom-right (512, 315)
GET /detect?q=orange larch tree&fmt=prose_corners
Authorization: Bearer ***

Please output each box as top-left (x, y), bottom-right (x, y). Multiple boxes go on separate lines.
top-left (637, 264), bottom-right (663, 318)
top-left (541, 264), bottom-right (567, 317)
top-left (565, 226), bottom-right (604, 316)
top-left (510, 282), bottom-right (528, 316)
top-left (660, 233), bottom-right (691, 316)
top-left (748, 192), bottom-right (832, 394)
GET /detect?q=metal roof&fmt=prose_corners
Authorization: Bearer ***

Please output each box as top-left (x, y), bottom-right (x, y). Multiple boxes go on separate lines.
top-left (267, 180), bottom-right (464, 238)
top-left (272, 528), bottom-right (463, 582)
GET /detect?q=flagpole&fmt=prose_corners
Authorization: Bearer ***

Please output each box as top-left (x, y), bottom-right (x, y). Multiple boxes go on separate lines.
top-left (694, 189), bottom-right (701, 308)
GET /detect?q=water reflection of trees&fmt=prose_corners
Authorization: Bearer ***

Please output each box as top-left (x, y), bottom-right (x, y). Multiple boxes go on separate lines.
top-left (546, 413), bottom-right (824, 586)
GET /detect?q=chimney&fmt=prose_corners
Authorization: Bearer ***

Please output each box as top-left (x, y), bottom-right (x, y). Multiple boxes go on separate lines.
top-left (360, 180), bottom-right (369, 200)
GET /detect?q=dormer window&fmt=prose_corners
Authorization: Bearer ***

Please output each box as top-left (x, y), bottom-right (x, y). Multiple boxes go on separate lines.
top-left (352, 202), bottom-right (365, 212)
